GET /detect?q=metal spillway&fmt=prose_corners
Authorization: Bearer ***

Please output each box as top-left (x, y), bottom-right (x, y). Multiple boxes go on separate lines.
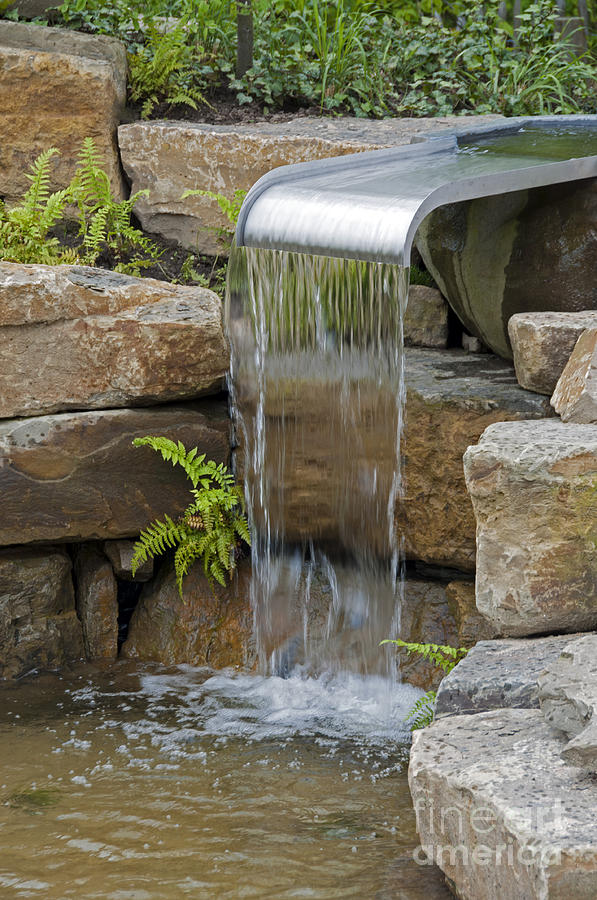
top-left (235, 115), bottom-right (597, 267)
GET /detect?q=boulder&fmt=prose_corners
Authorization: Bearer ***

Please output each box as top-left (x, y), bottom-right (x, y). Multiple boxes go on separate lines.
top-left (551, 328), bottom-right (597, 423)
top-left (416, 177), bottom-right (597, 359)
top-left (464, 420), bottom-right (597, 636)
top-left (0, 21), bottom-right (126, 203)
top-left (538, 634), bottom-right (597, 770)
top-left (236, 349), bottom-right (552, 572)
top-left (445, 579), bottom-right (496, 647)
top-left (122, 558), bottom-right (254, 669)
top-left (74, 545), bottom-right (118, 659)
top-left (434, 634), bottom-right (580, 719)
top-left (0, 264), bottom-right (228, 418)
top-left (0, 546), bottom-right (83, 679)
top-left (404, 285), bottom-right (448, 349)
top-left (508, 311), bottom-right (597, 395)
top-left (103, 539), bottom-right (154, 582)
top-left (118, 115), bottom-right (503, 254)
top-left (0, 401), bottom-right (230, 546)
top-left (409, 707), bottom-right (597, 900)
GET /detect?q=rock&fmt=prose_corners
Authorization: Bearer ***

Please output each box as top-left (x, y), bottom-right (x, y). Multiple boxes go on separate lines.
top-left (445, 579), bottom-right (496, 647)
top-left (0, 263), bottom-right (228, 418)
top-left (122, 558), bottom-right (254, 669)
top-left (118, 115), bottom-right (503, 254)
top-left (74, 545), bottom-right (118, 659)
top-left (464, 420), bottom-right (597, 636)
top-left (416, 178), bottom-right (597, 359)
top-left (0, 21), bottom-right (126, 203)
top-left (404, 286), bottom-right (448, 349)
top-left (0, 401), bottom-right (230, 546)
top-left (409, 707), bottom-right (597, 900)
top-left (538, 634), bottom-right (597, 770)
top-left (0, 546), bottom-right (83, 679)
top-left (103, 540), bottom-right (154, 582)
top-left (508, 311), bottom-right (597, 395)
top-left (434, 634), bottom-right (580, 719)
top-left (236, 349), bottom-right (552, 572)
top-left (551, 328), bottom-right (597, 423)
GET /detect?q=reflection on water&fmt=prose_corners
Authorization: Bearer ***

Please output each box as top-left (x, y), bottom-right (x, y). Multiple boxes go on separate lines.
top-left (0, 662), bottom-right (450, 900)
top-left (460, 124), bottom-right (597, 161)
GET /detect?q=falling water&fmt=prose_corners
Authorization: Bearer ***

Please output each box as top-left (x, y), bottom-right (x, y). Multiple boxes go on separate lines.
top-left (226, 246), bottom-right (409, 681)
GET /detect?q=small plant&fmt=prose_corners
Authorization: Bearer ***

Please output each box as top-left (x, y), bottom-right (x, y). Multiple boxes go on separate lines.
top-left (381, 639), bottom-right (469, 730)
top-left (181, 188), bottom-right (247, 235)
top-left (131, 436), bottom-right (250, 595)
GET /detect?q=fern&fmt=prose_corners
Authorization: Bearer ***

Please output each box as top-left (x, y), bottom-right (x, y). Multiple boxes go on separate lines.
top-left (131, 436), bottom-right (250, 596)
top-left (181, 188), bottom-right (247, 232)
top-left (406, 691), bottom-right (437, 731)
top-left (128, 20), bottom-right (210, 119)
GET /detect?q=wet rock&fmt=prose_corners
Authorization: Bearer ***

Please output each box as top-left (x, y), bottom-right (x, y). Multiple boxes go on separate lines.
top-left (409, 707), bottom-right (597, 900)
top-left (551, 328), bottom-right (597, 423)
top-left (0, 402), bottom-right (229, 546)
top-left (103, 540), bottom-right (154, 582)
top-left (404, 286), bottom-right (448, 349)
top-left (508, 311), bottom-right (597, 395)
top-left (122, 558), bottom-right (254, 669)
top-left (434, 634), bottom-right (579, 719)
top-left (538, 634), bottom-right (597, 771)
top-left (0, 546), bottom-right (83, 679)
top-left (0, 21), bottom-right (126, 203)
top-left (118, 115), bottom-right (502, 254)
top-left (464, 420), bottom-right (597, 636)
top-left (0, 263), bottom-right (228, 418)
top-left (416, 178), bottom-right (597, 359)
top-left (74, 545), bottom-right (118, 659)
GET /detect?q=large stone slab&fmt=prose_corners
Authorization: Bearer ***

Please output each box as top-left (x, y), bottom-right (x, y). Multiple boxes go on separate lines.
top-left (409, 707), bottom-right (597, 900)
top-left (551, 328), bottom-right (597, 423)
top-left (74, 545), bottom-right (118, 660)
top-left (538, 634), bottom-right (597, 770)
top-left (508, 311), bottom-right (597, 395)
top-left (416, 178), bottom-right (597, 360)
top-left (0, 21), bottom-right (126, 202)
top-left (434, 634), bottom-right (580, 719)
top-left (118, 115), bottom-right (502, 254)
top-left (0, 402), bottom-right (230, 546)
top-left (0, 264), bottom-right (228, 418)
top-left (122, 558), bottom-right (254, 669)
top-left (0, 547), bottom-right (83, 679)
top-left (464, 420), bottom-right (597, 636)
top-left (236, 349), bottom-right (552, 571)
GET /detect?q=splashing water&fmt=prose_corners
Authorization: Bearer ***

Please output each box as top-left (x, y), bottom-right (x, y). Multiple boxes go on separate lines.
top-left (226, 247), bottom-right (409, 681)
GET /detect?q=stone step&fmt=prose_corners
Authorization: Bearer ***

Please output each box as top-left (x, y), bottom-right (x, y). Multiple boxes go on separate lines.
top-left (464, 419), bottom-right (597, 636)
top-left (0, 264), bottom-right (228, 418)
top-left (551, 327), bottom-right (597, 423)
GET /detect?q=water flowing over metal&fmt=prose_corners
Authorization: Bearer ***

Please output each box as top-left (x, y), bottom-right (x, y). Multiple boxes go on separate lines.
top-left (226, 248), bottom-right (409, 678)
top-left (236, 116), bottom-right (597, 267)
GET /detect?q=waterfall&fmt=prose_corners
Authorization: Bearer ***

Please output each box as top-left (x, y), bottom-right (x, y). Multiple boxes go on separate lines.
top-left (226, 246), bottom-right (409, 680)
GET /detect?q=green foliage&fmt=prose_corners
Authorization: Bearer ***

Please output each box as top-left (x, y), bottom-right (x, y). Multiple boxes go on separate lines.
top-left (381, 639), bottom-right (469, 730)
top-left (181, 188), bottom-right (246, 232)
top-left (410, 264), bottom-right (436, 287)
top-left (128, 19), bottom-right (210, 118)
top-left (0, 140), bottom-right (161, 274)
top-left (131, 436), bottom-right (250, 595)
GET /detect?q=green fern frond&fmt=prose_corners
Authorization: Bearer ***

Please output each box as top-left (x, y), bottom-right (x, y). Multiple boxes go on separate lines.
top-left (381, 639), bottom-right (468, 675)
top-left (131, 515), bottom-right (185, 576)
top-left (406, 691), bottom-right (436, 731)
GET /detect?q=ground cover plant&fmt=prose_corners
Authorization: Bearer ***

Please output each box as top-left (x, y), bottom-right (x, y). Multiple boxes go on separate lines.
top-left (36, 0), bottom-right (597, 119)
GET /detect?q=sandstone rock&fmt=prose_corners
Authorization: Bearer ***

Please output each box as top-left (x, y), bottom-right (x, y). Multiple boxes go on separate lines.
top-left (538, 634), bottom-right (597, 770)
top-left (508, 311), bottom-right (597, 395)
top-left (551, 328), bottom-right (597, 423)
top-left (404, 286), bottom-right (448, 349)
top-left (434, 634), bottom-right (579, 719)
top-left (445, 579), bottom-right (496, 646)
top-left (0, 547), bottom-right (83, 679)
top-left (74, 545), bottom-right (118, 659)
top-left (0, 264), bottom-right (228, 418)
top-left (416, 178), bottom-right (597, 359)
top-left (0, 21), bottom-right (126, 203)
top-left (464, 420), bottom-right (597, 636)
top-left (409, 707), bottom-right (597, 900)
top-left (122, 558), bottom-right (254, 669)
top-left (118, 115), bottom-right (502, 254)
top-left (236, 349), bottom-right (552, 572)
top-left (0, 401), bottom-right (229, 546)
top-left (103, 539), bottom-right (154, 582)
